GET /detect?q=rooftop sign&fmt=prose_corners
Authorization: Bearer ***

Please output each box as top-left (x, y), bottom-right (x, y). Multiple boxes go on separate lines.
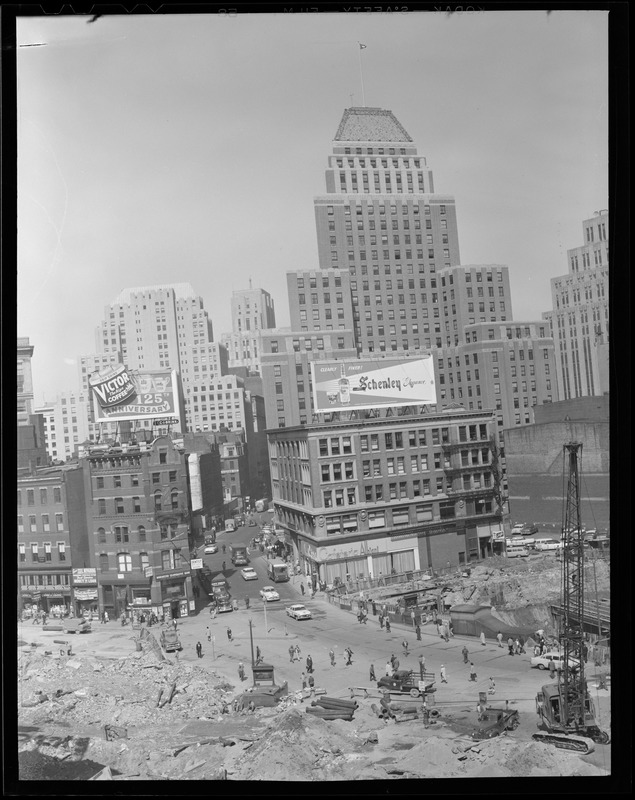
top-left (311, 357), bottom-right (437, 413)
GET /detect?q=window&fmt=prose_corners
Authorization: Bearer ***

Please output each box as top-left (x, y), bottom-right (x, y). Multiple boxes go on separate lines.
top-left (40, 487), bottom-right (47, 504)
top-left (113, 475), bottom-right (122, 488)
top-left (99, 553), bottom-right (109, 572)
top-left (27, 489), bottom-right (35, 506)
top-left (117, 553), bottom-right (132, 572)
top-left (140, 552), bottom-right (150, 572)
top-left (154, 491), bottom-right (162, 511)
top-left (171, 490), bottom-right (179, 510)
top-left (138, 525), bottom-right (146, 541)
top-left (56, 513), bottom-right (64, 531)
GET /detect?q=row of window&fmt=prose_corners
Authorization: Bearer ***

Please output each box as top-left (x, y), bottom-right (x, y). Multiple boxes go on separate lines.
top-left (97, 548), bottom-right (185, 573)
top-left (19, 574), bottom-right (70, 586)
top-left (19, 542), bottom-right (67, 561)
top-left (18, 487), bottom-right (62, 506)
top-left (18, 514), bottom-right (65, 533)
top-left (97, 490), bottom-right (180, 515)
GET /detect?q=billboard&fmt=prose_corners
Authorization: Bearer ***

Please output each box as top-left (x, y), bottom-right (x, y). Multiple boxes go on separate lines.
top-left (311, 357), bottom-right (437, 413)
top-left (91, 368), bottom-right (183, 424)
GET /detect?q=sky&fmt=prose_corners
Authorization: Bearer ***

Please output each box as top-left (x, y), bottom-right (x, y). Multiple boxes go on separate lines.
top-left (16, 10), bottom-right (608, 404)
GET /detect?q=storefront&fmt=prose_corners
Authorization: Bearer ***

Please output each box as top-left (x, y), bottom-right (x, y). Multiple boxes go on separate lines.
top-left (72, 569), bottom-right (99, 617)
top-left (297, 534), bottom-right (420, 586)
top-left (100, 578), bottom-right (153, 619)
top-left (154, 566), bottom-right (194, 618)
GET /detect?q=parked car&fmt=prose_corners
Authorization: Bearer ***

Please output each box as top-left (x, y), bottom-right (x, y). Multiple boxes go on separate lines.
top-left (377, 669), bottom-right (436, 697)
top-left (511, 524), bottom-right (525, 535)
top-left (533, 538), bottom-right (561, 552)
top-left (260, 585), bottom-right (280, 602)
top-left (160, 629), bottom-right (182, 652)
top-left (521, 525), bottom-right (539, 536)
top-left (248, 518), bottom-right (257, 527)
top-left (204, 543), bottom-right (219, 554)
top-left (286, 604), bottom-right (312, 620)
top-left (530, 651), bottom-right (579, 671)
top-left (241, 567), bottom-right (258, 581)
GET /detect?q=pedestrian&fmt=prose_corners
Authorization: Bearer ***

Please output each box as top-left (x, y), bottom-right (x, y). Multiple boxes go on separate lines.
top-left (222, 561), bottom-right (226, 572)
top-left (507, 636), bottom-right (514, 656)
top-left (196, 641), bottom-right (203, 658)
top-left (488, 677), bottom-right (496, 695)
top-left (295, 644), bottom-right (301, 661)
top-left (306, 655), bottom-right (313, 674)
top-left (238, 661), bottom-right (245, 681)
top-left (418, 655), bottom-right (426, 680)
top-left (443, 623), bottom-right (450, 643)
top-left (345, 646), bottom-right (354, 666)
top-left (393, 656), bottom-right (400, 672)
top-left (385, 619), bottom-right (391, 633)
top-left (256, 645), bottom-right (262, 664)
top-left (390, 653), bottom-right (397, 669)
top-left (515, 638), bottom-right (521, 655)
top-left (385, 661), bottom-right (392, 677)
top-left (496, 631), bottom-right (503, 648)
top-left (301, 672), bottom-right (307, 689)
top-left (245, 596), bottom-right (250, 609)
top-left (518, 635), bottom-right (525, 654)
top-left (289, 645), bottom-right (295, 663)
top-left (227, 627), bottom-right (233, 642)
top-left (480, 631), bottom-right (486, 647)
top-left (415, 624), bottom-right (421, 641)
top-left (410, 609), bottom-right (416, 627)
top-left (104, 611), bottom-right (109, 623)
top-left (379, 614), bottom-right (384, 630)
top-left (206, 626), bottom-right (211, 642)
top-left (369, 663), bottom-right (377, 682)
top-left (308, 674), bottom-right (315, 690)
top-left (548, 658), bottom-right (556, 680)
top-left (449, 621), bottom-right (454, 638)
top-left (462, 645), bottom-right (469, 664)
top-left (300, 583), bottom-right (305, 596)
top-left (440, 664), bottom-right (447, 683)
top-left (329, 648), bottom-right (336, 666)
top-left (469, 662), bottom-right (477, 682)
top-left (402, 639), bottom-right (409, 656)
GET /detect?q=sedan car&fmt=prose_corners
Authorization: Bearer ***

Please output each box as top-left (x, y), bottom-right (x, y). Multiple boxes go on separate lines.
top-left (530, 651), bottom-right (579, 670)
top-left (204, 543), bottom-right (219, 555)
top-left (241, 567), bottom-right (258, 581)
top-left (286, 603), bottom-right (312, 620)
top-left (259, 585), bottom-right (280, 602)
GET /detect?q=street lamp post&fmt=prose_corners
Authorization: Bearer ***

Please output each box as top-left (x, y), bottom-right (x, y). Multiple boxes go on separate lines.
top-left (248, 617), bottom-right (255, 669)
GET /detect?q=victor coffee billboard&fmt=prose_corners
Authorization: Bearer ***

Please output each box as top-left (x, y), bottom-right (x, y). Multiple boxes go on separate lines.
top-left (91, 367), bottom-right (183, 423)
top-left (311, 356), bottom-right (437, 413)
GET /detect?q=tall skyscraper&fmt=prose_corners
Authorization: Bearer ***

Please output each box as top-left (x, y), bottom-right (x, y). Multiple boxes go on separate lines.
top-left (314, 107), bottom-right (461, 355)
top-left (543, 211), bottom-right (609, 399)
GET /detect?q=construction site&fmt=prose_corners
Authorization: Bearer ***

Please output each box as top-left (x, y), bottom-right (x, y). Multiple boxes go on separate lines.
top-left (16, 550), bottom-right (611, 783)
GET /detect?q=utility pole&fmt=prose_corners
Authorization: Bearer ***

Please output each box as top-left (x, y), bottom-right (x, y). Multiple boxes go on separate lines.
top-left (248, 617), bottom-right (255, 668)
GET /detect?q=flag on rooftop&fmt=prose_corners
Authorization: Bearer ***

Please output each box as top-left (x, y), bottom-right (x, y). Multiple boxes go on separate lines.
top-left (359, 43), bottom-right (367, 49)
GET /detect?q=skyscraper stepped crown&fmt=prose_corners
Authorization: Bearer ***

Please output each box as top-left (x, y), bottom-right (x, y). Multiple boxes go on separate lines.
top-left (334, 107), bottom-right (413, 142)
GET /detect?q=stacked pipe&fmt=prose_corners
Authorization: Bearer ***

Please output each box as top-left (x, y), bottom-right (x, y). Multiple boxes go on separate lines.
top-left (305, 696), bottom-right (357, 720)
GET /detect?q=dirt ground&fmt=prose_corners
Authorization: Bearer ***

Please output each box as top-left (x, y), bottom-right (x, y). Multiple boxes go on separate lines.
top-left (15, 555), bottom-right (611, 782)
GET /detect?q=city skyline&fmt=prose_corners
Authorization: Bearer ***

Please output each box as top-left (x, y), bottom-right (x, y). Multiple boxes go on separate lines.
top-left (17, 11), bottom-right (608, 402)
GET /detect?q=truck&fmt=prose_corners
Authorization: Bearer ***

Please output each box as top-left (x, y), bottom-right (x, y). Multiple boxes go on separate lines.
top-left (224, 518), bottom-right (237, 533)
top-left (255, 499), bottom-right (267, 513)
top-left (210, 578), bottom-right (232, 613)
top-left (266, 561), bottom-right (289, 582)
top-left (377, 669), bottom-right (436, 698)
top-left (230, 544), bottom-right (249, 566)
top-left (160, 628), bottom-right (182, 652)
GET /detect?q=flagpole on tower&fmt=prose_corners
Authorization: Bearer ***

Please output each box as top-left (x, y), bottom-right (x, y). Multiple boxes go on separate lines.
top-left (357, 43), bottom-right (367, 107)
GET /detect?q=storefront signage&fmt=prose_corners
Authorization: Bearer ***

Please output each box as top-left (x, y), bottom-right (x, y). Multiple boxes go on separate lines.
top-left (190, 558), bottom-right (203, 570)
top-left (144, 566), bottom-right (154, 578)
top-left (74, 588), bottom-right (98, 601)
top-left (72, 568), bottom-right (97, 585)
top-left (155, 568), bottom-right (190, 582)
top-left (311, 356), bottom-right (437, 413)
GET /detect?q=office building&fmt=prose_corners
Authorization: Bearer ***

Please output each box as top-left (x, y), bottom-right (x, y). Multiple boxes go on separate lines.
top-left (543, 211), bottom-right (609, 399)
top-left (220, 287), bottom-right (276, 375)
top-left (17, 337), bottom-right (35, 425)
top-left (268, 407), bottom-right (504, 582)
top-left (314, 107), bottom-right (461, 355)
top-left (34, 391), bottom-right (94, 462)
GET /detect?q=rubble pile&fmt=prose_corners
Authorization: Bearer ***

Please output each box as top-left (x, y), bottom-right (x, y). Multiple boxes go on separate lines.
top-left (442, 557), bottom-right (610, 624)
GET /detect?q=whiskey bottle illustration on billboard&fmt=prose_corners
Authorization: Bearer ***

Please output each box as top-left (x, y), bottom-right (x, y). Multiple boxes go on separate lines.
top-left (338, 363), bottom-right (351, 405)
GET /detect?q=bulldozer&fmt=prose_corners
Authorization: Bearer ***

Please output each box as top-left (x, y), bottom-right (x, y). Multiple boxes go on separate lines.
top-left (532, 442), bottom-right (610, 754)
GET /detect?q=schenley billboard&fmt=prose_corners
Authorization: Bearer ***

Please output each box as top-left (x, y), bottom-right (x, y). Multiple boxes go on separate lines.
top-left (90, 367), bottom-right (183, 423)
top-left (311, 357), bottom-right (437, 413)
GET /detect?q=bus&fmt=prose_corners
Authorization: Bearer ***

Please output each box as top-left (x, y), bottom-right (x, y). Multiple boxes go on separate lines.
top-left (266, 561), bottom-right (289, 582)
top-left (224, 518), bottom-right (237, 533)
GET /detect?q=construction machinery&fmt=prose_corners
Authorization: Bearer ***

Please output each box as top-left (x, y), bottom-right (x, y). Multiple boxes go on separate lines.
top-left (533, 442), bottom-right (610, 753)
